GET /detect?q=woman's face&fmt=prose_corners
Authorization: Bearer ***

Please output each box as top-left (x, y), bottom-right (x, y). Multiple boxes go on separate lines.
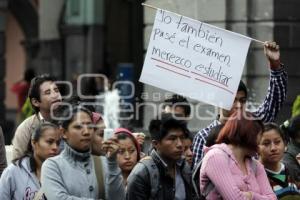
top-left (32, 127), bottom-right (60, 162)
top-left (183, 138), bottom-right (193, 166)
top-left (63, 111), bottom-right (94, 152)
top-left (117, 137), bottom-right (138, 173)
top-left (259, 129), bottom-right (285, 164)
top-left (91, 121), bottom-right (106, 156)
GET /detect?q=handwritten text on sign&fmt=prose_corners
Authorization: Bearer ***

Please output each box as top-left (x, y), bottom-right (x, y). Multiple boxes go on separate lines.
top-left (140, 10), bottom-right (251, 110)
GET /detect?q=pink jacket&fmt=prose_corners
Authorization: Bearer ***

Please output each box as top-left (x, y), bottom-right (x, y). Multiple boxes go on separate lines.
top-left (199, 143), bottom-right (277, 200)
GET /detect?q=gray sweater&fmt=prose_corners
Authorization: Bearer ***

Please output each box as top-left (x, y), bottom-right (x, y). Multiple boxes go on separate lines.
top-left (41, 143), bottom-right (125, 200)
top-left (0, 157), bottom-right (41, 200)
top-left (41, 144), bottom-right (99, 200)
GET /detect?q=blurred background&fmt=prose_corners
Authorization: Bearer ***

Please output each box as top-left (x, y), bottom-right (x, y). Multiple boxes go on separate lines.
top-left (0, 0), bottom-right (299, 144)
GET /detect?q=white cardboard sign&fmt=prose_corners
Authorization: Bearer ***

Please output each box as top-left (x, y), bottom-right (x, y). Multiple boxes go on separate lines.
top-left (140, 9), bottom-right (252, 110)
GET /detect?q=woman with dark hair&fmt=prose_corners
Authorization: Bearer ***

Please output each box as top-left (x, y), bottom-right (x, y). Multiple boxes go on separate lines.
top-left (0, 123), bottom-right (60, 199)
top-left (41, 106), bottom-right (99, 199)
top-left (199, 111), bottom-right (276, 200)
top-left (114, 128), bottom-right (141, 185)
top-left (281, 115), bottom-right (300, 183)
top-left (101, 127), bottom-right (141, 198)
top-left (42, 106), bottom-right (125, 200)
top-left (259, 123), bottom-right (300, 199)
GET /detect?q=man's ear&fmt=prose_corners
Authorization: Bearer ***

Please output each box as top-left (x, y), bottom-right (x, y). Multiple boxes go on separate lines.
top-left (31, 98), bottom-right (40, 109)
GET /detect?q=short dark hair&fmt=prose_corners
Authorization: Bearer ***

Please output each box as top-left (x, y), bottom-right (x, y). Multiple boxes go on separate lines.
top-left (263, 122), bottom-right (288, 144)
top-left (149, 113), bottom-right (189, 141)
top-left (28, 74), bottom-right (57, 112)
top-left (216, 111), bottom-right (264, 151)
top-left (238, 80), bottom-right (248, 97)
top-left (206, 124), bottom-right (224, 147)
top-left (164, 95), bottom-right (191, 117)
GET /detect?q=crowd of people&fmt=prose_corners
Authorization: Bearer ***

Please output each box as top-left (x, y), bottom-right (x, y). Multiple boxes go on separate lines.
top-left (0, 41), bottom-right (299, 199)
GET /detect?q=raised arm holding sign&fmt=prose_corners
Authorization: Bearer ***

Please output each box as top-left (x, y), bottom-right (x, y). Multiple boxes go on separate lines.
top-left (140, 4), bottom-right (288, 169)
top-left (192, 41), bottom-right (288, 168)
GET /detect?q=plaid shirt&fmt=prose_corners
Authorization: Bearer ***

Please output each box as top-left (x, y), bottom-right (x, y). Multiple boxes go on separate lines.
top-left (192, 67), bottom-right (288, 169)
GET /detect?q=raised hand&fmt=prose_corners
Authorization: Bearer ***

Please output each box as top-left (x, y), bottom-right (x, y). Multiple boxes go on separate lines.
top-left (102, 136), bottom-right (119, 159)
top-left (264, 41), bottom-right (281, 70)
top-left (133, 132), bottom-right (145, 146)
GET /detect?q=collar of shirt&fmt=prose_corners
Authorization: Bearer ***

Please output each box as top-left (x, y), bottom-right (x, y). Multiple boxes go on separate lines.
top-left (38, 112), bottom-right (46, 123)
top-left (152, 149), bottom-right (185, 172)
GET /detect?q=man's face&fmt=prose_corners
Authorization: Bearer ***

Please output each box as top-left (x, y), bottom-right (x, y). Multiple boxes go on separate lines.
top-left (174, 106), bottom-right (187, 117)
top-left (37, 81), bottom-right (62, 113)
top-left (155, 128), bottom-right (185, 162)
top-left (221, 90), bottom-right (247, 118)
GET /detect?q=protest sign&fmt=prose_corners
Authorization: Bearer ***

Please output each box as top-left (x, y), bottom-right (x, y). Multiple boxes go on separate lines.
top-left (140, 9), bottom-right (252, 110)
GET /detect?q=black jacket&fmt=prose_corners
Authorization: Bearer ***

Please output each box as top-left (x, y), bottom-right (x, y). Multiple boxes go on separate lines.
top-left (126, 150), bottom-right (195, 200)
top-left (283, 140), bottom-right (300, 182)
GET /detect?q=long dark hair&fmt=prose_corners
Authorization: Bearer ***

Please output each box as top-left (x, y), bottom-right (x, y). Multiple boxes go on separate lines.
top-left (12, 122), bottom-right (58, 172)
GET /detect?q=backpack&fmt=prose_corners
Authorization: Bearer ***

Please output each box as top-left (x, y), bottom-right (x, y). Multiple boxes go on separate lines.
top-left (192, 154), bottom-right (257, 199)
top-left (139, 156), bottom-right (161, 200)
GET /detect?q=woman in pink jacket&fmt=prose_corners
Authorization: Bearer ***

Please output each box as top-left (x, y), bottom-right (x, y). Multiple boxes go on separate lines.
top-left (199, 111), bottom-right (277, 200)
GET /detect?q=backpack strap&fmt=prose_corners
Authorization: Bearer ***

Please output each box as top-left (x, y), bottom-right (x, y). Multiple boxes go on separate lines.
top-left (93, 156), bottom-right (105, 199)
top-left (192, 158), bottom-right (214, 199)
top-left (139, 156), bottom-right (160, 199)
top-left (192, 159), bottom-right (202, 198)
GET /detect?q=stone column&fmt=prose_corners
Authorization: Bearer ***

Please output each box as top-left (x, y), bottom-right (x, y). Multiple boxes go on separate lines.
top-left (273, 0), bottom-right (300, 121)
